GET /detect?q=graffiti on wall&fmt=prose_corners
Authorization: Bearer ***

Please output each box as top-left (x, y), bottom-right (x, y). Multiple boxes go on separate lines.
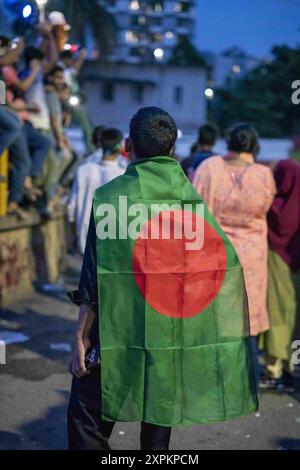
top-left (0, 241), bottom-right (30, 291)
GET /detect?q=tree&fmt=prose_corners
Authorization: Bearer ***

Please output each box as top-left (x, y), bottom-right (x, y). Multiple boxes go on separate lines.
top-left (168, 36), bottom-right (206, 67)
top-left (213, 44), bottom-right (300, 137)
top-left (47, 0), bottom-right (117, 60)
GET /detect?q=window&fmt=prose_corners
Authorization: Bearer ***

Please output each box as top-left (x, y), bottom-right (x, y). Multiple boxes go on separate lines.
top-left (165, 31), bottom-right (174, 40)
top-left (149, 17), bottom-right (162, 26)
top-left (177, 18), bottom-right (191, 28)
top-left (131, 84), bottom-right (144, 103)
top-left (151, 1), bottom-right (164, 12)
top-left (126, 31), bottom-right (139, 43)
top-left (174, 86), bottom-right (183, 105)
top-left (151, 32), bottom-right (162, 43)
top-left (174, 2), bottom-right (190, 13)
top-left (131, 15), bottom-right (146, 26)
top-left (130, 47), bottom-right (142, 57)
top-left (130, 0), bottom-right (140, 10)
top-left (102, 82), bottom-right (114, 101)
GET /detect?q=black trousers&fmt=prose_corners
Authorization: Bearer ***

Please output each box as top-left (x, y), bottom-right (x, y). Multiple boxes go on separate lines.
top-left (67, 367), bottom-right (172, 450)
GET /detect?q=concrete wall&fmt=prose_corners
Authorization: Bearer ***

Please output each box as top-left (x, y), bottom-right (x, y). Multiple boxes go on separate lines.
top-left (0, 211), bottom-right (67, 308)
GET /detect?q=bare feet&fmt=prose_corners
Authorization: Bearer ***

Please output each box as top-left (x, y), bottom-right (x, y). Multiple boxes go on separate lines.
top-left (7, 202), bottom-right (30, 221)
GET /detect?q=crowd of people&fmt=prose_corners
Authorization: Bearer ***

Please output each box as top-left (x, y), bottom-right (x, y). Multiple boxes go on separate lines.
top-left (0, 12), bottom-right (92, 220)
top-left (187, 123), bottom-right (300, 390)
top-left (67, 107), bottom-right (299, 450)
top-left (67, 114), bottom-right (300, 398)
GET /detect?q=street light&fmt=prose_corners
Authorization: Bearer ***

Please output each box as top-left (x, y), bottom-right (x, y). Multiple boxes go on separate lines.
top-left (204, 87), bottom-right (214, 99)
top-left (22, 4), bottom-right (32, 18)
top-left (36, 0), bottom-right (47, 22)
top-left (69, 95), bottom-right (80, 107)
top-left (154, 47), bottom-right (164, 61)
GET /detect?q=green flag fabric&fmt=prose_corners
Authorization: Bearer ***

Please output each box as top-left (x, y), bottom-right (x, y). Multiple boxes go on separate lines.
top-left (93, 156), bottom-right (258, 426)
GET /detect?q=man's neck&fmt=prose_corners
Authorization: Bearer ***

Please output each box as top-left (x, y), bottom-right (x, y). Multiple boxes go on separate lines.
top-left (199, 145), bottom-right (212, 152)
top-left (103, 153), bottom-right (118, 162)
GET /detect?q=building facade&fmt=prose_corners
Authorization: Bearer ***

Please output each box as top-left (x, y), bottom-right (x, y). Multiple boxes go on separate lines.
top-left (105, 0), bottom-right (196, 63)
top-left (80, 2), bottom-right (206, 132)
top-left (81, 61), bottom-right (207, 131)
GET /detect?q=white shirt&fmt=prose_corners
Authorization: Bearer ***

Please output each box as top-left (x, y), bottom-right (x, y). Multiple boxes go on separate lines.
top-left (58, 61), bottom-right (78, 93)
top-left (68, 152), bottom-right (127, 254)
top-left (25, 72), bottom-right (50, 130)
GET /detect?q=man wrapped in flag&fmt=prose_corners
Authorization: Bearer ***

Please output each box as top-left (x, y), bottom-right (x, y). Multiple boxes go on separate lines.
top-left (68, 107), bottom-right (258, 450)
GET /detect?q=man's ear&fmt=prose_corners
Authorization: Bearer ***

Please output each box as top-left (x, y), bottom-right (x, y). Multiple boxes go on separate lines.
top-left (125, 137), bottom-right (131, 153)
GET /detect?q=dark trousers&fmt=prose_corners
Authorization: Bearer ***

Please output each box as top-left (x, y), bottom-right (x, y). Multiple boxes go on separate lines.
top-left (24, 121), bottom-right (52, 179)
top-left (67, 367), bottom-right (172, 450)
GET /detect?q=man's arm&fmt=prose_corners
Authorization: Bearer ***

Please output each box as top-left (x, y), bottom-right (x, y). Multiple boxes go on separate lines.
top-left (3, 62), bottom-right (41, 93)
top-left (0, 38), bottom-right (24, 65)
top-left (71, 304), bottom-right (95, 377)
top-left (50, 115), bottom-right (65, 148)
top-left (73, 48), bottom-right (87, 74)
top-left (70, 209), bottom-right (98, 378)
top-left (47, 91), bottom-right (66, 148)
top-left (41, 26), bottom-right (59, 75)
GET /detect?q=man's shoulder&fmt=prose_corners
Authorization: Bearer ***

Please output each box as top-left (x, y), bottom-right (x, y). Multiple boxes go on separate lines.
top-left (77, 159), bottom-right (99, 177)
top-left (2, 65), bottom-right (17, 83)
top-left (94, 172), bottom-right (129, 200)
top-left (197, 155), bottom-right (223, 170)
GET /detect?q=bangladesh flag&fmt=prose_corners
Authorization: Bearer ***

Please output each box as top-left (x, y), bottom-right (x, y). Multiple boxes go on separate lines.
top-left (93, 156), bottom-right (258, 426)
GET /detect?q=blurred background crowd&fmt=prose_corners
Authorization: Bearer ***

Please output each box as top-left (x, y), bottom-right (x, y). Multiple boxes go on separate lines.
top-left (0, 0), bottom-right (300, 433)
top-left (0, 10), bottom-right (95, 220)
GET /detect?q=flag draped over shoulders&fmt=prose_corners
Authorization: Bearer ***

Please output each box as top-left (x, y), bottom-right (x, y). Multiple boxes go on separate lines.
top-left (93, 156), bottom-right (257, 427)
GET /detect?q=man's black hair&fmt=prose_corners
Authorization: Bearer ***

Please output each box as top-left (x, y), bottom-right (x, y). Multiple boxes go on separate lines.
top-left (92, 126), bottom-right (106, 147)
top-left (101, 128), bottom-right (123, 155)
top-left (129, 107), bottom-right (177, 159)
top-left (0, 36), bottom-right (11, 48)
top-left (24, 46), bottom-right (45, 67)
top-left (47, 65), bottom-right (64, 77)
top-left (198, 123), bottom-right (218, 148)
top-left (59, 50), bottom-right (73, 60)
top-left (226, 123), bottom-right (260, 157)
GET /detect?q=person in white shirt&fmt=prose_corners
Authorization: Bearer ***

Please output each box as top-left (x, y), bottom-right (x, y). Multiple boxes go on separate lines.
top-left (68, 127), bottom-right (127, 254)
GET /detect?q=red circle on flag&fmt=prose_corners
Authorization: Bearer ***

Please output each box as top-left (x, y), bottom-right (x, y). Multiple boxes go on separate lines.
top-left (132, 210), bottom-right (227, 318)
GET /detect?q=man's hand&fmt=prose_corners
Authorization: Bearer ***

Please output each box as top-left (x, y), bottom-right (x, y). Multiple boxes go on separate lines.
top-left (71, 336), bottom-right (90, 378)
top-left (30, 59), bottom-right (42, 73)
top-left (70, 304), bottom-right (95, 378)
top-left (79, 48), bottom-right (87, 60)
top-left (58, 136), bottom-right (67, 150)
top-left (27, 102), bottom-right (40, 113)
top-left (38, 22), bottom-right (53, 37)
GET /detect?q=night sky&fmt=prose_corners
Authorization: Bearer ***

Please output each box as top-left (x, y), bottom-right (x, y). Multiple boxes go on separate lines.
top-left (195, 0), bottom-right (300, 57)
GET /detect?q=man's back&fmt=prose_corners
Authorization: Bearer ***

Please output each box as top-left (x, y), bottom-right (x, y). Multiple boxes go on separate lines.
top-left (68, 108), bottom-right (257, 451)
top-left (93, 155), bottom-right (257, 426)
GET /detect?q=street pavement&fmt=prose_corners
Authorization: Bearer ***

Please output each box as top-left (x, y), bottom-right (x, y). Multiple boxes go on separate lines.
top-left (0, 255), bottom-right (300, 451)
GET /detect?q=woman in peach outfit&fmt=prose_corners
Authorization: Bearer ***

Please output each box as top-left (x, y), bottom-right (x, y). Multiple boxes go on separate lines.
top-left (193, 124), bottom-right (276, 361)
